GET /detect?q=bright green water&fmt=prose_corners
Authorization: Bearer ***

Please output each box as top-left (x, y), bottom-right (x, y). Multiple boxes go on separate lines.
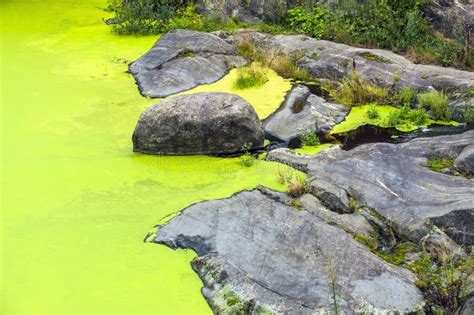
top-left (0, 1), bottom-right (292, 313)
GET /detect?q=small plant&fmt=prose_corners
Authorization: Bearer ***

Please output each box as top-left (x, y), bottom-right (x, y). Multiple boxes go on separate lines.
top-left (417, 91), bottom-right (451, 121)
top-left (406, 108), bottom-right (428, 125)
top-left (386, 105), bottom-right (428, 128)
top-left (287, 174), bottom-right (310, 198)
top-left (464, 104), bottom-right (474, 123)
top-left (300, 132), bottom-right (320, 146)
top-left (426, 155), bottom-right (454, 172)
top-left (410, 254), bottom-right (469, 313)
top-left (396, 87), bottom-right (416, 106)
top-left (329, 70), bottom-right (390, 106)
top-left (240, 143), bottom-right (256, 167)
top-left (233, 63), bottom-right (268, 90)
top-left (240, 152), bottom-right (256, 167)
top-left (267, 50), bottom-right (312, 82)
top-left (366, 105), bottom-right (380, 119)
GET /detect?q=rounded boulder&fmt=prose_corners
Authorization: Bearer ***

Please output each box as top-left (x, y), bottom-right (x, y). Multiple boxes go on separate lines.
top-left (132, 92), bottom-right (264, 155)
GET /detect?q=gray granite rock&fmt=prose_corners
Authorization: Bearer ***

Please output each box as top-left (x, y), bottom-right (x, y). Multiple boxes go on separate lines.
top-left (305, 131), bottom-right (474, 251)
top-left (263, 85), bottom-right (348, 141)
top-left (154, 190), bottom-right (425, 314)
top-left (455, 144), bottom-right (474, 175)
top-left (130, 30), bottom-right (246, 98)
top-left (132, 92), bottom-right (263, 155)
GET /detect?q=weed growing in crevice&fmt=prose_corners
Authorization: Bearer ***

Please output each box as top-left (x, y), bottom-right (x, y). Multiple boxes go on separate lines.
top-left (300, 132), bottom-right (320, 146)
top-left (426, 154), bottom-right (454, 172)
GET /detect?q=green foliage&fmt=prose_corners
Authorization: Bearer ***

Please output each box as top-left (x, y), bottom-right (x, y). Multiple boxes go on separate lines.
top-left (366, 105), bottom-right (380, 119)
top-left (287, 6), bottom-right (330, 39)
top-left (233, 63), bottom-right (268, 90)
top-left (386, 105), bottom-right (428, 127)
top-left (300, 132), bottom-right (320, 146)
top-left (329, 70), bottom-right (390, 106)
top-left (464, 104), bottom-right (474, 123)
top-left (426, 155), bottom-right (454, 172)
top-left (417, 91), bottom-right (451, 121)
top-left (240, 152), bottom-right (256, 167)
top-left (109, 0), bottom-right (189, 35)
top-left (409, 254), bottom-right (468, 313)
top-left (396, 87), bottom-right (416, 106)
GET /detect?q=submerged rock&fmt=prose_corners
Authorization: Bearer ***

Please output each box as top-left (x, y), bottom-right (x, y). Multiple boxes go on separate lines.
top-left (130, 30), bottom-right (246, 98)
top-left (263, 85), bottom-right (348, 142)
top-left (305, 131), bottom-right (474, 250)
top-left (154, 190), bottom-right (424, 313)
top-left (132, 92), bottom-right (264, 155)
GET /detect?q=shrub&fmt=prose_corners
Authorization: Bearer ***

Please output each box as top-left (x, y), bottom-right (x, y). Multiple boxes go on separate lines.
top-left (109, 0), bottom-right (189, 35)
top-left (300, 132), bottom-right (320, 146)
top-left (287, 6), bottom-right (330, 39)
top-left (386, 105), bottom-right (428, 127)
top-left (233, 63), bottom-right (268, 90)
top-left (410, 254), bottom-right (467, 313)
top-left (366, 105), bottom-right (380, 119)
top-left (406, 108), bottom-right (428, 125)
top-left (396, 87), bottom-right (416, 106)
top-left (426, 155), bottom-right (453, 172)
top-left (329, 70), bottom-right (390, 106)
top-left (417, 91), bottom-right (451, 121)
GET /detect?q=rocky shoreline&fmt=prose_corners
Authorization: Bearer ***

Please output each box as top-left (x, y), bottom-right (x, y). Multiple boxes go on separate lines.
top-left (131, 29), bottom-right (474, 313)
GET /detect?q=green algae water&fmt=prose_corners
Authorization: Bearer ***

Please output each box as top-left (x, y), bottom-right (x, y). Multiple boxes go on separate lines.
top-left (0, 1), bottom-right (292, 313)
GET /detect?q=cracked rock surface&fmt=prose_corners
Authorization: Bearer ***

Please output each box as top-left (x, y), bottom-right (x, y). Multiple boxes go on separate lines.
top-left (130, 30), bottom-right (246, 98)
top-left (306, 131), bottom-right (474, 248)
top-left (154, 190), bottom-right (424, 314)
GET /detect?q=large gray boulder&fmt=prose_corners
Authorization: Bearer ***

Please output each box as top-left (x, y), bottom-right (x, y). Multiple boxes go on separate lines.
top-left (132, 92), bottom-right (264, 155)
top-left (222, 30), bottom-right (474, 118)
top-left (454, 144), bottom-right (474, 175)
top-left (263, 85), bottom-right (348, 141)
top-left (130, 30), bottom-right (246, 98)
top-left (153, 190), bottom-right (425, 314)
top-left (304, 131), bottom-right (474, 249)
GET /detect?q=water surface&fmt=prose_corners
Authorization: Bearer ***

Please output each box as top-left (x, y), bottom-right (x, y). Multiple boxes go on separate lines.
top-left (0, 1), bottom-right (291, 313)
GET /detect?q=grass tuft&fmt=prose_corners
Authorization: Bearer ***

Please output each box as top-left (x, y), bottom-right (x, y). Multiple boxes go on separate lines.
top-left (233, 63), bottom-right (268, 90)
top-left (417, 91), bottom-right (451, 121)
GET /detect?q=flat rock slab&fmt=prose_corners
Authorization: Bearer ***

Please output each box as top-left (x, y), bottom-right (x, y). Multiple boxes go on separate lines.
top-left (130, 30), bottom-right (247, 98)
top-left (154, 190), bottom-right (424, 313)
top-left (132, 92), bottom-right (264, 155)
top-left (263, 85), bottom-right (348, 142)
top-left (307, 131), bottom-right (474, 245)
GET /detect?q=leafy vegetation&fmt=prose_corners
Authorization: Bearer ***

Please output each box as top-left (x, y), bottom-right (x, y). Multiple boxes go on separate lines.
top-left (408, 254), bottom-right (471, 313)
top-left (300, 132), bottom-right (320, 146)
top-left (366, 105), bottom-right (380, 119)
top-left (328, 70), bottom-right (390, 106)
top-left (107, 0), bottom-right (472, 69)
top-left (233, 63), bottom-right (268, 90)
top-left (426, 155), bottom-right (454, 172)
top-left (286, 1), bottom-right (472, 69)
top-left (386, 105), bottom-right (429, 127)
top-left (418, 91), bottom-right (451, 121)
top-left (277, 168), bottom-right (310, 198)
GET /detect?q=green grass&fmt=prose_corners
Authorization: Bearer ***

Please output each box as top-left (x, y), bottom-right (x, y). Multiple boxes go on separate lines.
top-left (328, 70), bottom-right (390, 106)
top-left (366, 105), bottom-right (380, 119)
top-left (233, 63), bottom-right (268, 90)
top-left (417, 91), bottom-right (451, 121)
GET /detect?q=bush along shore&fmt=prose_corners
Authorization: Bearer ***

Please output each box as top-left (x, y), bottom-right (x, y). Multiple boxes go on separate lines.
top-left (105, 0), bottom-right (473, 70)
top-left (116, 0), bottom-right (474, 313)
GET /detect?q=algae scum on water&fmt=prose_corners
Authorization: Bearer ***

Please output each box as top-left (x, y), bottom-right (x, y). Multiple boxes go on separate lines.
top-left (0, 1), bottom-right (293, 313)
